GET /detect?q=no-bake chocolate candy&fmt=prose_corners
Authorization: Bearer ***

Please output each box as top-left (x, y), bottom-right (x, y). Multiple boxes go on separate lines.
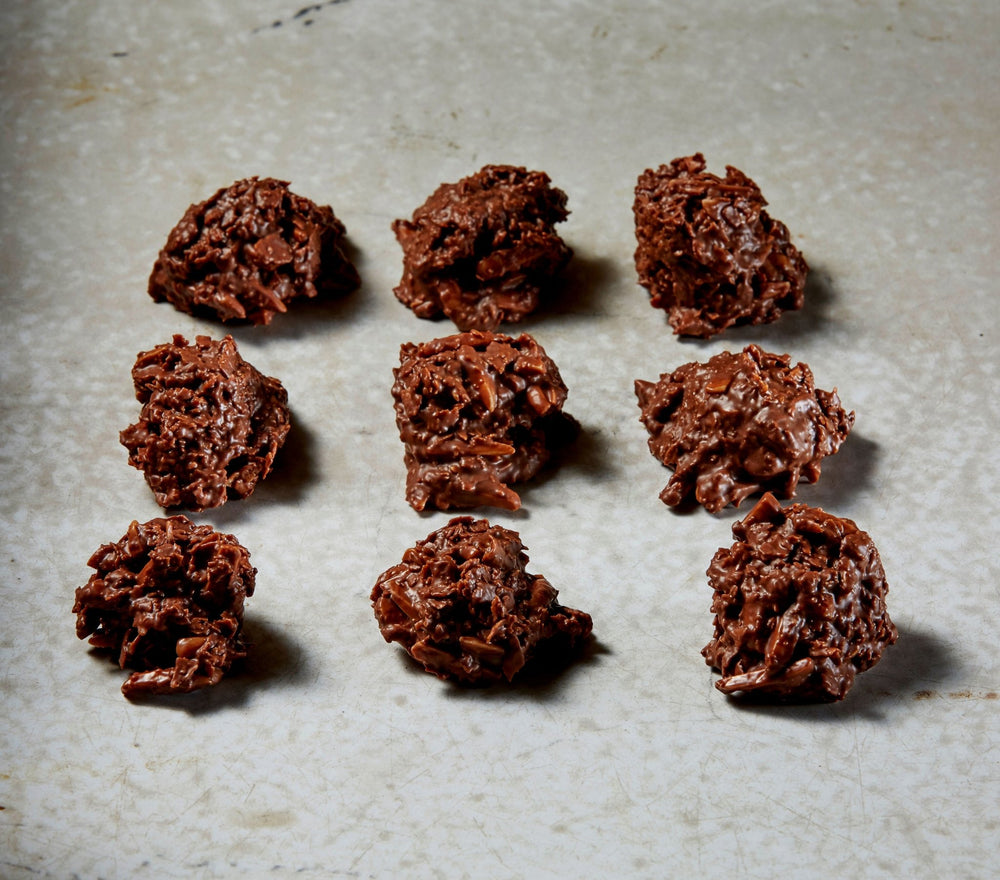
top-left (148, 176), bottom-right (359, 324)
top-left (635, 344), bottom-right (853, 513)
top-left (392, 164), bottom-right (572, 331)
top-left (633, 154), bottom-right (807, 338)
top-left (371, 517), bottom-right (592, 684)
top-left (702, 493), bottom-right (897, 701)
top-left (120, 334), bottom-right (290, 511)
top-left (392, 330), bottom-right (577, 511)
top-left (73, 516), bottom-right (256, 698)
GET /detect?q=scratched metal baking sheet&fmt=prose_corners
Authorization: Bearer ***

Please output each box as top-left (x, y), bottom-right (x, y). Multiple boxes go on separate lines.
top-left (2, 1), bottom-right (997, 877)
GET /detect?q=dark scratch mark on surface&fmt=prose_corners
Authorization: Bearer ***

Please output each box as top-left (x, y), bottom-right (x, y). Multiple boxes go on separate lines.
top-left (913, 689), bottom-right (998, 701)
top-left (252, 0), bottom-right (351, 33)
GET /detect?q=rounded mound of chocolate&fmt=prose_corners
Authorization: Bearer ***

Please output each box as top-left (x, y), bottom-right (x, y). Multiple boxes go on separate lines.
top-left (120, 334), bottom-right (291, 511)
top-left (371, 517), bottom-right (593, 684)
top-left (392, 164), bottom-right (572, 331)
top-left (73, 516), bottom-right (257, 698)
top-left (702, 493), bottom-right (897, 701)
top-left (635, 344), bottom-right (853, 513)
top-left (633, 153), bottom-right (808, 338)
top-left (392, 330), bottom-right (577, 511)
top-left (148, 176), bottom-right (359, 325)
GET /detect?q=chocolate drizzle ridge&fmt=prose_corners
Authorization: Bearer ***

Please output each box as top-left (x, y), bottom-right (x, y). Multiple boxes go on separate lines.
top-left (702, 493), bottom-right (897, 701)
top-left (371, 517), bottom-right (593, 684)
top-left (73, 516), bottom-right (256, 698)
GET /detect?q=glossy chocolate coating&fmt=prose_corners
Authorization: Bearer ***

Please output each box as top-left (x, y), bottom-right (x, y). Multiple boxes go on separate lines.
top-left (371, 517), bottom-right (592, 684)
top-left (633, 154), bottom-right (807, 337)
top-left (149, 176), bottom-right (359, 324)
top-left (392, 330), bottom-right (577, 511)
top-left (120, 334), bottom-right (290, 511)
top-left (702, 493), bottom-right (897, 701)
top-left (635, 344), bottom-right (853, 513)
top-left (73, 516), bottom-right (256, 698)
top-left (392, 165), bottom-right (571, 331)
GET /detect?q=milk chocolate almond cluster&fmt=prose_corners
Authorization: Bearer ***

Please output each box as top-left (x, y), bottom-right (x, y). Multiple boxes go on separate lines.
top-left (73, 516), bottom-right (256, 698)
top-left (392, 329), bottom-right (577, 511)
top-left (392, 164), bottom-right (572, 331)
top-left (149, 176), bottom-right (359, 325)
top-left (120, 334), bottom-right (290, 511)
top-left (633, 154), bottom-right (808, 338)
top-left (702, 493), bottom-right (897, 701)
top-left (635, 344), bottom-right (853, 512)
top-left (371, 517), bottom-right (592, 684)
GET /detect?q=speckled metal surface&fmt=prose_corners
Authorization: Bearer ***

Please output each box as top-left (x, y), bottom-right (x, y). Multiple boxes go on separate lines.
top-left (1, 1), bottom-right (997, 878)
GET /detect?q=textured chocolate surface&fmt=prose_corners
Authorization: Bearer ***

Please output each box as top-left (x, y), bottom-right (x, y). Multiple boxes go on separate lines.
top-left (392, 164), bottom-right (572, 331)
top-left (635, 344), bottom-right (853, 513)
top-left (371, 517), bottom-right (592, 684)
top-left (120, 334), bottom-right (291, 511)
top-left (702, 493), bottom-right (897, 701)
top-left (392, 330), bottom-right (577, 511)
top-left (633, 153), bottom-right (808, 338)
top-left (73, 516), bottom-right (256, 698)
top-left (148, 176), bottom-right (359, 325)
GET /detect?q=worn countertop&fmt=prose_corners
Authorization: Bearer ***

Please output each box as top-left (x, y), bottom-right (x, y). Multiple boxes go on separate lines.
top-left (1, 1), bottom-right (997, 877)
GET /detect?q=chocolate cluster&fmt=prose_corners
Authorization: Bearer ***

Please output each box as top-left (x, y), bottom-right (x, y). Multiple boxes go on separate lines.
top-left (371, 517), bottom-right (593, 684)
top-left (702, 493), bottom-right (897, 701)
top-left (120, 334), bottom-right (291, 511)
top-left (635, 344), bottom-right (853, 513)
top-left (391, 330), bottom-right (577, 511)
top-left (392, 164), bottom-right (572, 331)
top-left (73, 516), bottom-right (257, 698)
top-left (633, 154), bottom-right (808, 337)
top-left (148, 176), bottom-right (359, 325)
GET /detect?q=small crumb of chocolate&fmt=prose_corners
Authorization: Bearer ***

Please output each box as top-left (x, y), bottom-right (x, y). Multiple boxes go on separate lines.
top-left (73, 516), bottom-right (256, 698)
top-left (702, 493), bottom-right (897, 702)
top-left (148, 176), bottom-right (359, 325)
top-left (635, 344), bottom-right (853, 512)
top-left (371, 517), bottom-right (592, 684)
top-left (392, 330), bottom-right (577, 511)
top-left (392, 164), bottom-right (572, 331)
top-left (633, 153), bottom-right (808, 337)
top-left (120, 334), bottom-right (290, 511)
